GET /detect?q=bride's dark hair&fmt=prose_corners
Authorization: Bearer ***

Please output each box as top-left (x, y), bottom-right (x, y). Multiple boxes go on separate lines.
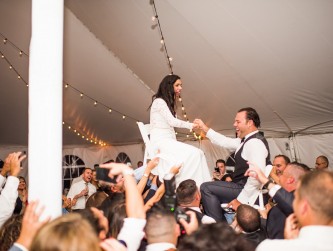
top-left (149, 74), bottom-right (180, 116)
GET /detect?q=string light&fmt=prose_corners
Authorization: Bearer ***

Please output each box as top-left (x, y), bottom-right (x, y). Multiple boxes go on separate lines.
top-left (62, 121), bottom-right (108, 146)
top-left (150, 1), bottom-right (202, 141)
top-left (151, 0), bottom-right (173, 74)
top-left (1, 33), bottom-right (192, 142)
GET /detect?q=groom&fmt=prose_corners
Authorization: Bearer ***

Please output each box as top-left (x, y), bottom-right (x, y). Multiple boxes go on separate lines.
top-left (194, 107), bottom-right (271, 222)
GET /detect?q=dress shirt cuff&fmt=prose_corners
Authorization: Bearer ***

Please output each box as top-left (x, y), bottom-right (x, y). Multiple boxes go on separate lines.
top-left (150, 184), bottom-right (158, 191)
top-left (117, 218), bottom-right (146, 251)
top-left (206, 128), bottom-right (215, 138)
top-left (268, 184), bottom-right (281, 198)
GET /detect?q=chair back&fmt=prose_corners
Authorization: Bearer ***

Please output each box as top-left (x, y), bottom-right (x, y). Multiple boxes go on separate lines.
top-left (137, 122), bottom-right (155, 164)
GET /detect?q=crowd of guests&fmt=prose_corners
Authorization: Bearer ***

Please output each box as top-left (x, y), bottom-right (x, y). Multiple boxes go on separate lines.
top-left (0, 106), bottom-right (332, 251)
top-left (0, 150), bottom-right (331, 251)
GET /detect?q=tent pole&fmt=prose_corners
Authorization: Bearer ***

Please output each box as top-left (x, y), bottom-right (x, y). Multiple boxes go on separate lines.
top-left (28, 0), bottom-right (64, 219)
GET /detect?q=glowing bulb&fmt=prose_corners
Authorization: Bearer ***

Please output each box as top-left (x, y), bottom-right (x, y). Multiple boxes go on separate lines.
top-left (26, 84), bottom-right (29, 87)
top-left (68, 126), bottom-right (71, 129)
top-left (86, 138), bottom-right (89, 141)
top-left (82, 136), bottom-right (84, 139)
top-left (1, 55), bottom-right (4, 59)
top-left (74, 129), bottom-right (77, 133)
top-left (65, 84), bottom-right (68, 88)
top-left (181, 106), bottom-right (185, 111)
top-left (19, 51), bottom-right (23, 56)
top-left (160, 39), bottom-right (164, 44)
top-left (94, 142), bottom-right (97, 144)
top-left (175, 132), bottom-right (178, 135)
top-left (186, 135), bottom-right (189, 138)
top-left (178, 98), bottom-right (182, 102)
top-left (184, 114), bottom-right (187, 118)
top-left (94, 101), bottom-right (97, 106)
top-left (122, 115), bottom-right (126, 119)
top-left (17, 75), bottom-right (21, 79)
top-left (62, 121), bottom-right (65, 125)
top-left (9, 65), bottom-right (12, 70)
top-left (169, 57), bottom-right (173, 61)
top-left (77, 133), bottom-right (80, 136)
top-left (80, 93), bottom-right (83, 98)
top-left (109, 109), bottom-right (112, 113)
top-left (152, 15), bottom-right (157, 21)
top-left (3, 38), bottom-right (7, 44)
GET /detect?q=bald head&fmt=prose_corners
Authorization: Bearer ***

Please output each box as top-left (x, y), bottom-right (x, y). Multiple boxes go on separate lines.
top-left (315, 156), bottom-right (329, 170)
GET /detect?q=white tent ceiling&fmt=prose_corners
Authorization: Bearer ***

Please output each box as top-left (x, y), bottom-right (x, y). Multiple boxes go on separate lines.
top-left (1, 0), bottom-right (333, 147)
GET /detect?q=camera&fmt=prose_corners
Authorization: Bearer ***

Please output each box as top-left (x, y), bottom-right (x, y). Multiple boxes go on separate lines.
top-left (214, 167), bottom-right (219, 172)
top-left (163, 173), bottom-right (190, 231)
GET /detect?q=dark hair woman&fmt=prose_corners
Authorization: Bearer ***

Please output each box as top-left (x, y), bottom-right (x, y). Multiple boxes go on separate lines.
top-left (147, 75), bottom-right (211, 187)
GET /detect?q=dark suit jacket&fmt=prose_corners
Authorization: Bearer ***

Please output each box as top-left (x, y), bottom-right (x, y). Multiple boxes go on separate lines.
top-left (266, 187), bottom-right (294, 239)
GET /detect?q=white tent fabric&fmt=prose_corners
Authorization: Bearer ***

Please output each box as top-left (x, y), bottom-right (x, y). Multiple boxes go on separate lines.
top-left (0, 1), bottom-right (332, 175)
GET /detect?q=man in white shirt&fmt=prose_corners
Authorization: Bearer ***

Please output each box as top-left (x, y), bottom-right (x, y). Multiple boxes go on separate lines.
top-left (256, 170), bottom-right (333, 251)
top-left (194, 107), bottom-right (271, 222)
top-left (67, 168), bottom-right (96, 210)
top-left (176, 179), bottom-right (216, 224)
top-left (0, 152), bottom-right (25, 228)
top-left (145, 206), bottom-right (179, 251)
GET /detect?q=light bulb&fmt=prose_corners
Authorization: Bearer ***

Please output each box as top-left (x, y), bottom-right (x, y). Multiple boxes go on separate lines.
top-left (68, 126), bottom-right (71, 129)
top-left (122, 115), bottom-right (126, 119)
top-left (181, 107), bottom-right (185, 111)
top-left (3, 38), bottom-right (7, 44)
top-left (109, 109), bottom-right (112, 113)
top-left (19, 51), bottom-right (23, 56)
top-left (160, 39), bottom-right (164, 44)
top-left (17, 75), bottom-right (21, 79)
top-left (169, 57), bottom-right (173, 61)
top-left (94, 101), bottom-right (97, 106)
top-left (80, 93), bottom-right (83, 98)
top-left (65, 84), bottom-right (68, 88)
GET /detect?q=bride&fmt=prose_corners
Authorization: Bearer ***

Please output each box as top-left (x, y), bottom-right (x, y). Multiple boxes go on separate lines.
top-left (148, 74), bottom-right (211, 187)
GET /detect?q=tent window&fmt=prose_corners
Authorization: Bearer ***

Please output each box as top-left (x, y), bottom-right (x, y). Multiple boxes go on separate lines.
top-left (116, 152), bottom-right (131, 164)
top-left (62, 155), bottom-right (85, 194)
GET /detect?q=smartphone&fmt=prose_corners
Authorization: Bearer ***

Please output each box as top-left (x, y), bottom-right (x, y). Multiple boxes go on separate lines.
top-left (94, 165), bottom-right (118, 184)
top-left (214, 167), bottom-right (219, 172)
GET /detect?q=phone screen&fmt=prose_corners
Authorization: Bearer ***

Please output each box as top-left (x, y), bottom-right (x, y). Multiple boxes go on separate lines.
top-left (95, 166), bottom-right (118, 184)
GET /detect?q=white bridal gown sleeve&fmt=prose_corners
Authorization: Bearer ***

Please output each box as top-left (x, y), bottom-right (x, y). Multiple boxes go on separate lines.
top-left (149, 98), bottom-right (211, 187)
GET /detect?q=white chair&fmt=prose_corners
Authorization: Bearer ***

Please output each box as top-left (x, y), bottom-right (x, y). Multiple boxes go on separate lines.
top-left (137, 122), bottom-right (155, 165)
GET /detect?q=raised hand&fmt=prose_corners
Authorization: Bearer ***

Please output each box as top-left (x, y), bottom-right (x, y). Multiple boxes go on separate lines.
top-left (284, 213), bottom-right (300, 239)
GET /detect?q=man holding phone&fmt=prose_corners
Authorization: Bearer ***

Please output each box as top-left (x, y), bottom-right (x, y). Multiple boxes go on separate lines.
top-left (67, 168), bottom-right (96, 211)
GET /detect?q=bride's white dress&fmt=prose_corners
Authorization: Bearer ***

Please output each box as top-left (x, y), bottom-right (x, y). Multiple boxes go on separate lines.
top-left (150, 98), bottom-right (211, 187)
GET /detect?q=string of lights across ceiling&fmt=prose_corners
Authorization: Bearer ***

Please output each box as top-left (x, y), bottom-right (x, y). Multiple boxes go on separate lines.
top-left (0, 32), bottom-right (193, 143)
top-left (0, 42), bottom-right (108, 145)
top-left (150, 1), bottom-right (202, 140)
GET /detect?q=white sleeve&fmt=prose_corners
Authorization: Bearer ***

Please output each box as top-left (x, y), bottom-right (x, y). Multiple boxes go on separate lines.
top-left (206, 129), bottom-right (240, 151)
top-left (237, 139), bottom-right (268, 205)
top-left (0, 176), bottom-right (19, 228)
top-left (117, 218), bottom-right (146, 251)
top-left (153, 98), bottom-right (193, 130)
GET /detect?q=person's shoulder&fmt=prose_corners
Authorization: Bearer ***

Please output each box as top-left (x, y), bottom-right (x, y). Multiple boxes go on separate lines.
top-left (152, 98), bottom-right (166, 105)
top-left (257, 238), bottom-right (298, 251)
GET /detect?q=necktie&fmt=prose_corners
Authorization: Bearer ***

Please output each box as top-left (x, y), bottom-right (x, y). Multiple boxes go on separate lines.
top-left (85, 182), bottom-right (89, 200)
